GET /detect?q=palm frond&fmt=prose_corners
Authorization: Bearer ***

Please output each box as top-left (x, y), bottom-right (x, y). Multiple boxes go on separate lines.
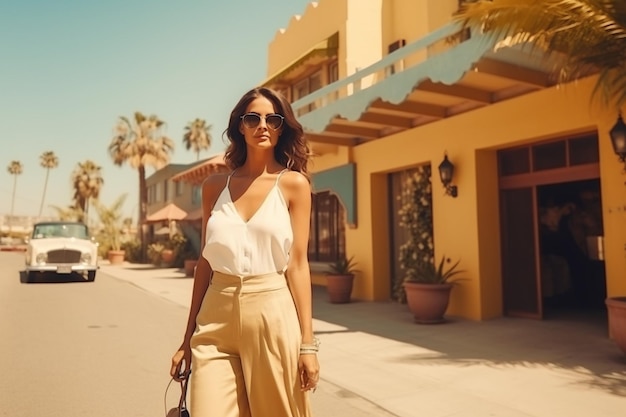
top-left (182, 118), bottom-right (212, 159)
top-left (134, 112), bottom-right (146, 124)
top-left (39, 151), bottom-right (59, 169)
top-left (7, 160), bottom-right (23, 175)
top-left (456, 0), bottom-right (626, 107)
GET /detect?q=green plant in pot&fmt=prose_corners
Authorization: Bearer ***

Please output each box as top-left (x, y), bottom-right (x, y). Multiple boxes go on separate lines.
top-left (403, 255), bottom-right (465, 324)
top-left (147, 242), bottom-right (165, 266)
top-left (407, 255), bottom-right (464, 285)
top-left (326, 255), bottom-right (359, 304)
top-left (394, 165), bottom-right (433, 302)
top-left (93, 194), bottom-right (127, 265)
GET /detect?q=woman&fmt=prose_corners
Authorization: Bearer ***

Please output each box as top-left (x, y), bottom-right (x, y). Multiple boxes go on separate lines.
top-left (170, 87), bottom-right (319, 417)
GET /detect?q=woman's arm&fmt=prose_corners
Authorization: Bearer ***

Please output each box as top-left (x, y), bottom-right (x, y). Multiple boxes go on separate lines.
top-left (170, 173), bottom-right (226, 380)
top-left (283, 171), bottom-right (314, 343)
top-left (282, 171), bottom-right (320, 392)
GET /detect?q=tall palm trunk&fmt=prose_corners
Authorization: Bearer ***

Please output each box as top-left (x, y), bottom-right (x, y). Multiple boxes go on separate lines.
top-left (84, 200), bottom-right (90, 227)
top-left (138, 165), bottom-right (148, 262)
top-left (38, 168), bottom-right (51, 218)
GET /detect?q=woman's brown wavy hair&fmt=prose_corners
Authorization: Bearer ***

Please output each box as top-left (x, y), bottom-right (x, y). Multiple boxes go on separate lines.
top-left (223, 87), bottom-right (310, 179)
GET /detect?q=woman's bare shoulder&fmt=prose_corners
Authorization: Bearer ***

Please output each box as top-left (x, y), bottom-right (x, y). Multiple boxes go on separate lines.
top-left (280, 170), bottom-right (310, 191)
top-left (279, 171), bottom-right (311, 203)
top-left (202, 172), bottom-right (230, 192)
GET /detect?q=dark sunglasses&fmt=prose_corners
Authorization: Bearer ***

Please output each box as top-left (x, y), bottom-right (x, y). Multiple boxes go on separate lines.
top-left (240, 113), bottom-right (284, 130)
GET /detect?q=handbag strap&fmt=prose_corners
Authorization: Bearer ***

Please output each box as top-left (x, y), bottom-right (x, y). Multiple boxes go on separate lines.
top-left (164, 371), bottom-right (191, 417)
top-left (178, 377), bottom-right (189, 411)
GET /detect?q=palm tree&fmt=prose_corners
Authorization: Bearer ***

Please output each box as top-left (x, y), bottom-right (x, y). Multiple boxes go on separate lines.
top-left (109, 112), bottom-right (174, 259)
top-left (183, 118), bottom-right (212, 160)
top-left (38, 151), bottom-right (59, 218)
top-left (7, 160), bottom-right (23, 234)
top-left (455, 0), bottom-right (626, 107)
top-left (71, 160), bottom-right (104, 224)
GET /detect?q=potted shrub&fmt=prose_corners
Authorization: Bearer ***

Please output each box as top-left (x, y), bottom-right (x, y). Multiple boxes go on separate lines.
top-left (168, 233), bottom-right (188, 269)
top-left (403, 255), bottom-right (464, 324)
top-left (161, 247), bottom-right (175, 264)
top-left (184, 257), bottom-right (198, 277)
top-left (326, 255), bottom-right (358, 304)
top-left (393, 165), bottom-right (434, 303)
top-left (93, 195), bottom-right (127, 265)
top-left (182, 245), bottom-right (199, 277)
top-left (147, 243), bottom-right (165, 266)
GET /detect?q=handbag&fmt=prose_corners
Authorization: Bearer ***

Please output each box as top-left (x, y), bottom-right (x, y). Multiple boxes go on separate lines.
top-left (164, 373), bottom-right (190, 417)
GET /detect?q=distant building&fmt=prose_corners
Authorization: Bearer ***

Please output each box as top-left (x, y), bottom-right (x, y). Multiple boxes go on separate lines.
top-left (0, 214), bottom-right (56, 235)
top-left (145, 153), bottom-right (228, 256)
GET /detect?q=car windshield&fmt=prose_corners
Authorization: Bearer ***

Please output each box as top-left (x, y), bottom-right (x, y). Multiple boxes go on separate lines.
top-left (32, 224), bottom-right (89, 239)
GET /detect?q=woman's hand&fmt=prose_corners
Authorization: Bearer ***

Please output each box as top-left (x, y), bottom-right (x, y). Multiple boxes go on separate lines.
top-left (298, 353), bottom-right (320, 392)
top-left (170, 343), bottom-right (191, 381)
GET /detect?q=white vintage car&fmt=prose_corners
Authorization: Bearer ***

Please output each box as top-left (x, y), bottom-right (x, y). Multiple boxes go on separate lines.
top-left (25, 221), bottom-right (99, 282)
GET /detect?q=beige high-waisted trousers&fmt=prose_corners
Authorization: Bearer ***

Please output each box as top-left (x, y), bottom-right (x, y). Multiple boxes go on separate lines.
top-left (190, 271), bottom-right (312, 417)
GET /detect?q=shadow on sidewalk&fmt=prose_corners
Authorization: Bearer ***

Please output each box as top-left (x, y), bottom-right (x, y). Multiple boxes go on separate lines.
top-left (311, 285), bottom-right (626, 397)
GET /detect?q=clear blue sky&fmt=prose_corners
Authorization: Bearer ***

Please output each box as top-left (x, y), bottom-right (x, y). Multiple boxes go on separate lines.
top-left (0, 0), bottom-right (313, 222)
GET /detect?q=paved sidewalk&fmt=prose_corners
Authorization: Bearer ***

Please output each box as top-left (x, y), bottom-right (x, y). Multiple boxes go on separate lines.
top-left (100, 262), bottom-right (626, 417)
top-left (99, 262), bottom-right (397, 416)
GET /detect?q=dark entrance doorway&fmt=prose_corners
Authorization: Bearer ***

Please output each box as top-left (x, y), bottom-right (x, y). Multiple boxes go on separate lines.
top-left (537, 179), bottom-right (606, 317)
top-left (498, 134), bottom-right (606, 320)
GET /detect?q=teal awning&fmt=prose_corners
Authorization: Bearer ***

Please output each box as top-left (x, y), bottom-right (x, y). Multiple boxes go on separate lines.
top-left (311, 163), bottom-right (356, 226)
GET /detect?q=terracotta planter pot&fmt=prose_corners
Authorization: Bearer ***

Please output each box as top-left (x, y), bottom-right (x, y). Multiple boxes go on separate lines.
top-left (606, 296), bottom-right (626, 355)
top-left (184, 259), bottom-right (197, 277)
top-left (107, 250), bottom-right (126, 265)
top-left (161, 249), bottom-right (175, 264)
top-left (404, 282), bottom-right (453, 324)
top-left (326, 274), bottom-right (355, 304)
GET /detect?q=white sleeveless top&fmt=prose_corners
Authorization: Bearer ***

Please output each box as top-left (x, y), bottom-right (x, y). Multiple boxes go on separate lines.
top-left (202, 170), bottom-right (293, 276)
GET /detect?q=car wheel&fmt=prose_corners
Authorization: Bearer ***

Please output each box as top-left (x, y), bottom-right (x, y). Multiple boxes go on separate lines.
top-left (87, 271), bottom-right (96, 282)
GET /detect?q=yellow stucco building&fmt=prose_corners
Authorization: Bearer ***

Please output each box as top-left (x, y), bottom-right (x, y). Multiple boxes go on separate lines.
top-left (261, 0), bottom-right (626, 323)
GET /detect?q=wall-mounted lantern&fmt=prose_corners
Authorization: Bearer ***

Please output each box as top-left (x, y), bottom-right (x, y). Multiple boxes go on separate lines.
top-left (609, 114), bottom-right (626, 164)
top-left (438, 153), bottom-right (458, 198)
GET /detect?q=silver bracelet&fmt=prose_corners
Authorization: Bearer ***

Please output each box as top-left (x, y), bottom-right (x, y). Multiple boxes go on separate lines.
top-left (299, 337), bottom-right (320, 353)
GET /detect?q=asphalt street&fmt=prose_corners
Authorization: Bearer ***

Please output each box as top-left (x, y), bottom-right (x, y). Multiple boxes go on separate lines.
top-left (1, 252), bottom-right (189, 417)
top-left (0, 251), bottom-right (396, 417)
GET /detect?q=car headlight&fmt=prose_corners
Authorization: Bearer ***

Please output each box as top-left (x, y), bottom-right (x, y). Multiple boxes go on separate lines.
top-left (36, 253), bottom-right (47, 264)
top-left (81, 253), bottom-right (92, 264)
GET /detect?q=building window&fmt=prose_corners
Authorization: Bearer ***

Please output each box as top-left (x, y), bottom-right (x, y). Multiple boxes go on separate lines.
top-left (386, 39), bottom-right (406, 76)
top-left (175, 181), bottom-right (184, 196)
top-left (328, 61), bottom-right (339, 102)
top-left (191, 185), bottom-right (202, 205)
top-left (155, 183), bottom-right (162, 202)
top-left (147, 184), bottom-right (156, 204)
top-left (329, 61), bottom-right (339, 83)
top-left (498, 135), bottom-right (599, 176)
top-left (163, 180), bottom-right (169, 201)
top-left (293, 70), bottom-right (324, 115)
top-left (308, 191), bottom-right (345, 262)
